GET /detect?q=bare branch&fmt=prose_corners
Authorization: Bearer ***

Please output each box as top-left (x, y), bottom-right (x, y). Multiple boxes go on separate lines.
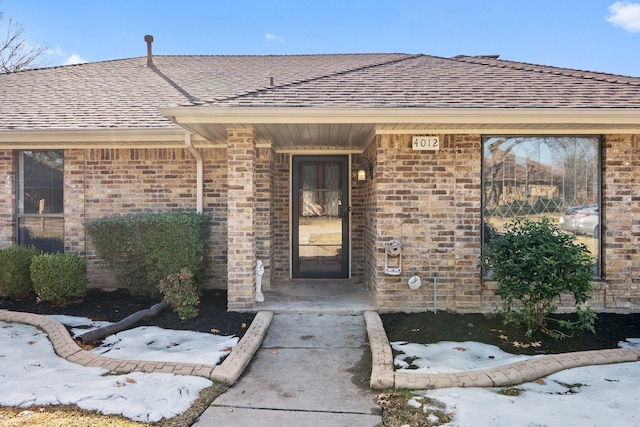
top-left (0, 13), bottom-right (48, 72)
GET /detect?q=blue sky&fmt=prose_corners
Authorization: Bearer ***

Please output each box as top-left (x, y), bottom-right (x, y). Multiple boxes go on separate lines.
top-left (2, 0), bottom-right (639, 76)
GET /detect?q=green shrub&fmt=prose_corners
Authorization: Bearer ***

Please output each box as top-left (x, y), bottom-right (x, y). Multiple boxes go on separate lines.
top-left (30, 253), bottom-right (87, 306)
top-left (158, 268), bottom-right (200, 319)
top-left (481, 217), bottom-right (596, 339)
top-left (85, 213), bottom-right (211, 296)
top-left (0, 245), bottom-right (40, 299)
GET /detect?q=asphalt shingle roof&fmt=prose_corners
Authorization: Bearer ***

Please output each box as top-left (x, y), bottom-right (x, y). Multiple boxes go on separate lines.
top-left (1, 53), bottom-right (639, 130)
top-left (211, 55), bottom-right (640, 108)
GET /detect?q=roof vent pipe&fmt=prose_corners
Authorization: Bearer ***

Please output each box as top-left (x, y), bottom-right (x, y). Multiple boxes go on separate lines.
top-left (145, 34), bottom-right (154, 66)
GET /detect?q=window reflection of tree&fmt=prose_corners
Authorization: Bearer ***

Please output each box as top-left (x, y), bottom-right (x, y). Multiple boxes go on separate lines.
top-left (483, 137), bottom-right (598, 216)
top-left (22, 150), bottom-right (63, 214)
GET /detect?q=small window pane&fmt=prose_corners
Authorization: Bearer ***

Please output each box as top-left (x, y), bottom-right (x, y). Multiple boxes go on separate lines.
top-left (19, 150), bottom-right (64, 214)
top-left (18, 217), bottom-right (64, 253)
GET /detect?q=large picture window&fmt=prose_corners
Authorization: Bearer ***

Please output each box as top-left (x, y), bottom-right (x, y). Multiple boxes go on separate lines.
top-left (17, 150), bottom-right (64, 253)
top-left (482, 136), bottom-right (600, 276)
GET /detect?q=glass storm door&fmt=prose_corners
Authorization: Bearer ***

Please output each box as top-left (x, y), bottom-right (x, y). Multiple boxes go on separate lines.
top-left (292, 156), bottom-right (349, 278)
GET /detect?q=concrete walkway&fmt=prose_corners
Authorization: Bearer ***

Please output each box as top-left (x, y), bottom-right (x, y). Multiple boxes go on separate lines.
top-left (194, 314), bottom-right (382, 426)
top-left (2, 308), bottom-right (639, 425)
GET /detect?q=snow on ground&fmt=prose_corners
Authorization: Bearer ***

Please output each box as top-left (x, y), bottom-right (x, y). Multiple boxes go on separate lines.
top-left (0, 316), bottom-right (237, 422)
top-left (1, 314), bottom-right (639, 424)
top-left (392, 340), bottom-right (533, 373)
top-left (393, 339), bottom-right (640, 426)
top-left (49, 314), bottom-right (238, 365)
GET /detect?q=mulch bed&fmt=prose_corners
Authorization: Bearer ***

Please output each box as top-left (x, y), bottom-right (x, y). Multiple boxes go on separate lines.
top-left (0, 289), bottom-right (255, 339)
top-left (381, 310), bottom-right (640, 355)
top-left (4, 289), bottom-right (640, 356)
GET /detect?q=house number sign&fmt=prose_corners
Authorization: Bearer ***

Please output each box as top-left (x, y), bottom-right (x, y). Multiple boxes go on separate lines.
top-left (412, 136), bottom-right (439, 151)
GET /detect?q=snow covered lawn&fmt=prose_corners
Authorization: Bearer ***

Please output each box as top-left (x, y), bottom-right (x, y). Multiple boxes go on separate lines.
top-left (392, 339), bottom-right (640, 426)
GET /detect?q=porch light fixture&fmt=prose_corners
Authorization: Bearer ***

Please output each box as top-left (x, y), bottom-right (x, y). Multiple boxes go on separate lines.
top-left (357, 155), bottom-right (374, 183)
top-left (357, 168), bottom-right (367, 182)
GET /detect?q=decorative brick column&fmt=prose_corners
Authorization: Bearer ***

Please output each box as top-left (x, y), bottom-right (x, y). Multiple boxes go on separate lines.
top-left (227, 129), bottom-right (257, 310)
top-left (255, 145), bottom-right (273, 290)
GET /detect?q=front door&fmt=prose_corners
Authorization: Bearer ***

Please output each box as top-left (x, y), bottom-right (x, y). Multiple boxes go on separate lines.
top-left (292, 155), bottom-right (349, 278)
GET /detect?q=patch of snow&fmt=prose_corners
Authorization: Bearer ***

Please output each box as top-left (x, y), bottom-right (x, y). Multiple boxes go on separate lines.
top-left (0, 321), bottom-right (216, 422)
top-left (618, 337), bottom-right (640, 348)
top-left (392, 341), bottom-right (532, 373)
top-left (91, 326), bottom-right (238, 365)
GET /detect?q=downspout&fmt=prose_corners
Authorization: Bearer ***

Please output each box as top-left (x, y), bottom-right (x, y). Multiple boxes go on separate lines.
top-left (184, 133), bottom-right (203, 214)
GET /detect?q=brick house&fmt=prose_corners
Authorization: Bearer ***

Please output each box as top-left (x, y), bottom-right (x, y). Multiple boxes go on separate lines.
top-left (1, 40), bottom-right (640, 312)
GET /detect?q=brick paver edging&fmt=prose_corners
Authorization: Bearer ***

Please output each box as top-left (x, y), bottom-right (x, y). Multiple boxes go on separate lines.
top-left (0, 309), bottom-right (273, 385)
top-left (211, 310), bottom-right (273, 384)
top-left (364, 311), bottom-right (395, 389)
top-left (364, 310), bottom-right (640, 390)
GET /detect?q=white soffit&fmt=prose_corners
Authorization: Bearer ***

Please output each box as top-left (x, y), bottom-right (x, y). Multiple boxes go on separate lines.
top-left (161, 107), bottom-right (640, 125)
top-left (0, 128), bottom-right (217, 149)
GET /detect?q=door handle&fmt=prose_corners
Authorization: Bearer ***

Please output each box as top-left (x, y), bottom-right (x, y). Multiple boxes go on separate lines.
top-left (343, 206), bottom-right (351, 218)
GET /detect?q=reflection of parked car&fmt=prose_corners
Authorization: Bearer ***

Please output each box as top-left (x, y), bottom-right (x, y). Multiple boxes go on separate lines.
top-left (560, 205), bottom-right (599, 238)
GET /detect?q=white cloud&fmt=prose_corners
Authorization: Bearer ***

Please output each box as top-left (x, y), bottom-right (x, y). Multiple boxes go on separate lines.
top-left (607, 1), bottom-right (640, 32)
top-left (47, 46), bottom-right (88, 66)
top-left (63, 53), bottom-right (88, 65)
top-left (265, 32), bottom-right (285, 44)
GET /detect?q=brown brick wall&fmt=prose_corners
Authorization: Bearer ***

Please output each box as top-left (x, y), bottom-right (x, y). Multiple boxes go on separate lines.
top-left (357, 145), bottom-right (379, 300)
top-left (203, 148), bottom-right (229, 289)
top-left (373, 134), bottom-right (485, 313)
top-left (0, 150), bottom-right (15, 247)
top-left (601, 134), bottom-right (640, 310)
top-left (272, 153), bottom-right (290, 281)
top-left (372, 133), bottom-right (640, 313)
top-left (226, 129), bottom-right (257, 310)
top-left (79, 147), bottom-right (228, 290)
top-left (3, 131), bottom-right (639, 313)
top-left (350, 154), bottom-right (366, 283)
top-left (64, 150), bottom-right (86, 255)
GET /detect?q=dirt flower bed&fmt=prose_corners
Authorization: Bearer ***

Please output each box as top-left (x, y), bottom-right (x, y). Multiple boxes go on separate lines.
top-left (381, 310), bottom-right (640, 355)
top-left (0, 289), bottom-right (256, 339)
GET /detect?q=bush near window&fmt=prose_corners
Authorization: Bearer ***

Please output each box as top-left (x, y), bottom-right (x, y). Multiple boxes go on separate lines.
top-left (30, 253), bottom-right (87, 306)
top-left (0, 245), bottom-right (40, 299)
top-left (481, 217), bottom-right (596, 339)
top-left (85, 213), bottom-right (211, 297)
top-left (158, 268), bottom-right (200, 319)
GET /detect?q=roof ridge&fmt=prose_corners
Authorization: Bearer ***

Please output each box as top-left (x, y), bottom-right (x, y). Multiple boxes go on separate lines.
top-left (1, 57), bottom-right (150, 75)
top-left (451, 55), bottom-right (640, 87)
top-left (4, 53), bottom-right (411, 75)
top-left (203, 54), bottom-right (421, 104)
top-left (152, 53), bottom-right (409, 59)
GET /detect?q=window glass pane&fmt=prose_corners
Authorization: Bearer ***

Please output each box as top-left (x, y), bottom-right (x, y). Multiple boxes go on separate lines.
top-left (18, 217), bottom-right (64, 253)
top-left (19, 150), bottom-right (64, 214)
top-left (482, 137), bottom-right (600, 276)
top-left (18, 150), bottom-right (64, 254)
top-left (323, 164), bottom-right (340, 216)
